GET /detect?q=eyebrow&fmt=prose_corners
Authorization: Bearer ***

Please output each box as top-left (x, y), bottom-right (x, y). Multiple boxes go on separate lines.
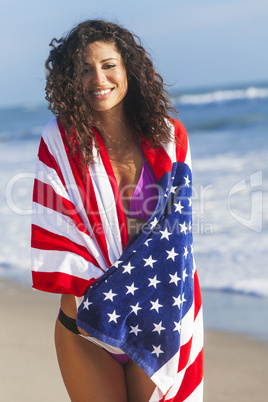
top-left (84, 57), bottom-right (118, 65)
top-left (101, 57), bottom-right (118, 62)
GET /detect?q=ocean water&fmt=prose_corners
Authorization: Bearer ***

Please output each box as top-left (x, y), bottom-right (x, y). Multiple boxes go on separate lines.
top-left (1, 81), bottom-right (267, 341)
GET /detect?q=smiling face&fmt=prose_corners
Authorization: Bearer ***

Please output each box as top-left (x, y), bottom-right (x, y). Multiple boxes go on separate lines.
top-left (82, 41), bottom-right (128, 116)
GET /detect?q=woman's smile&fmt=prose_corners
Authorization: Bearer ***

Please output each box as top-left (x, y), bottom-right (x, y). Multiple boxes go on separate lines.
top-left (82, 41), bottom-right (128, 114)
top-left (91, 87), bottom-right (114, 98)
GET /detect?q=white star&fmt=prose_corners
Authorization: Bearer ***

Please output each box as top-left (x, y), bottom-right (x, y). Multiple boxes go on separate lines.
top-left (153, 321), bottom-right (166, 335)
top-left (129, 325), bottom-right (142, 336)
top-left (126, 282), bottom-right (138, 295)
top-left (151, 344), bottom-right (164, 358)
top-left (107, 310), bottom-right (121, 323)
top-left (188, 197), bottom-right (192, 207)
top-left (174, 201), bottom-right (184, 214)
top-left (169, 272), bottom-right (181, 286)
top-left (83, 298), bottom-right (92, 310)
top-left (143, 255), bottom-right (157, 268)
top-left (183, 269), bottom-right (188, 282)
top-left (166, 247), bottom-right (179, 261)
top-left (170, 185), bottom-right (178, 194)
top-left (184, 175), bottom-right (191, 187)
top-left (179, 222), bottom-right (188, 234)
top-left (174, 321), bottom-right (182, 333)
top-left (122, 262), bottom-right (135, 274)
top-left (159, 228), bottom-right (172, 240)
top-left (150, 299), bottom-right (163, 313)
top-left (144, 238), bottom-right (152, 247)
top-left (172, 294), bottom-right (186, 309)
top-left (150, 217), bottom-right (158, 229)
top-left (173, 294), bottom-right (183, 309)
top-left (148, 275), bottom-right (161, 289)
top-left (130, 302), bottom-right (142, 315)
top-left (113, 260), bottom-right (123, 268)
top-left (103, 289), bottom-right (117, 302)
top-left (183, 246), bottom-right (189, 259)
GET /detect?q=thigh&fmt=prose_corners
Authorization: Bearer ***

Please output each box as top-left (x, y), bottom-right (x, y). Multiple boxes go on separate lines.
top-left (55, 319), bottom-right (127, 402)
top-left (124, 359), bottom-right (156, 402)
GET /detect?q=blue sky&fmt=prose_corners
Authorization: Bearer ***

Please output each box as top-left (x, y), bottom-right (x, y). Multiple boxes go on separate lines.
top-left (1, 0), bottom-right (267, 107)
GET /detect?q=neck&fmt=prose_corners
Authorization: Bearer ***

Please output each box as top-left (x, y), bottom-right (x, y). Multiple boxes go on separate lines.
top-left (94, 108), bottom-right (134, 151)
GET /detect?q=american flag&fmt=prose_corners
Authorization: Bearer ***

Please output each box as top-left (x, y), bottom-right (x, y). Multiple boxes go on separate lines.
top-left (31, 118), bottom-right (203, 401)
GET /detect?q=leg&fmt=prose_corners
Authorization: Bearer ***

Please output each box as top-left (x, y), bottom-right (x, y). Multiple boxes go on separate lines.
top-left (55, 318), bottom-right (128, 402)
top-left (124, 360), bottom-right (156, 402)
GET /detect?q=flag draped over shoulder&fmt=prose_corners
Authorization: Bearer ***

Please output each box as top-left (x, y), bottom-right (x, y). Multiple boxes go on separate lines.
top-left (31, 117), bottom-right (203, 401)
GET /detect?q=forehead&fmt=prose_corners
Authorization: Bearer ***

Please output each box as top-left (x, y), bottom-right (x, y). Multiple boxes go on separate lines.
top-left (84, 41), bottom-right (121, 62)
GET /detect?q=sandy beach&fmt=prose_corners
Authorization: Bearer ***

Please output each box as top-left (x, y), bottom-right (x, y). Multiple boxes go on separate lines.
top-left (1, 278), bottom-right (268, 402)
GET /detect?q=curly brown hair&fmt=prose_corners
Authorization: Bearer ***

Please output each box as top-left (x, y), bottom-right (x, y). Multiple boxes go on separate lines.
top-left (45, 19), bottom-right (177, 164)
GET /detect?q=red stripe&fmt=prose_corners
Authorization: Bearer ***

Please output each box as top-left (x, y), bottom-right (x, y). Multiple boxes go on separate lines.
top-left (32, 271), bottom-right (96, 296)
top-left (194, 271), bottom-right (202, 320)
top-left (142, 142), bottom-right (172, 181)
top-left (93, 129), bottom-right (129, 250)
top-left (178, 337), bottom-right (193, 373)
top-left (140, 119), bottom-right (188, 182)
top-left (38, 137), bottom-right (66, 189)
top-left (169, 350), bottom-right (203, 402)
top-left (57, 120), bottom-right (111, 267)
top-left (176, 273), bottom-right (202, 373)
top-left (33, 179), bottom-right (91, 236)
top-left (31, 224), bottom-right (102, 269)
top-left (173, 119), bottom-right (188, 163)
top-left (162, 350), bottom-right (203, 402)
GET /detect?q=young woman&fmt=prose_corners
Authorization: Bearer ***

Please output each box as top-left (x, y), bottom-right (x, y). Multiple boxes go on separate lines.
top-left (31, 20), bottom-right (203, 401)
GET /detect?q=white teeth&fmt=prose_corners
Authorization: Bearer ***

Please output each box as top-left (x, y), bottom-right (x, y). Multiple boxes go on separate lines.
top-left (93, 89), bottom-right (111, 95)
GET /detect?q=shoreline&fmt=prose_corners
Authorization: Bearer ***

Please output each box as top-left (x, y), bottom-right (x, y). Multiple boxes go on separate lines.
top-left (1, 278), bottom-right (268, 401)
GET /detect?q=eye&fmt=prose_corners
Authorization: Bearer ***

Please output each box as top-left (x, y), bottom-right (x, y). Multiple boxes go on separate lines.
top-left (83, 68), bottom-right (91, 74)
top-left (83, 65), bottom-right (93, 74)
top-left (103, 64), bottom-right (116, 69)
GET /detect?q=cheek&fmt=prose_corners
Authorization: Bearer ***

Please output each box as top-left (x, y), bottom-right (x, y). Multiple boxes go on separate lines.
top-left (117, 71), bottom-right (128, 96)
top-left (81, 76), bottom-right (89, 91)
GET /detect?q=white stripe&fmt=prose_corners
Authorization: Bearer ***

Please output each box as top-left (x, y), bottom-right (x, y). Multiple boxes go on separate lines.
top-left (150, 296), bottom-right (203, 397)
top-left (41, 119), bottom-right (107, 264)
top-left (162, 120), bottom-right (177, 163)
top-left (184, 380), bottom-right (203, 402)
top-left (164, 376), bottom-right (203, 402)
top-left (184, 137), bottom-right (192, 171)
top-left (80, 334), bottom-right (126, 355)
top-left (190, 307), bottom-right (204, 365)
top-left (161, 309), bottom-right (204, 400)
top-left (42, 120), bottom-right (93, 238)
top-left (32, 202), bottom-right (108, 268)
top-left (150, 347), bottom-right (181, 394)
top-left (88, 147), bottom-right (123, 264)
top-left (35, 160), bottom-right (70, 201)
top-left (31, 249), bottom-right (104, 279)
top-left (148, 385), bottom-right (163, 402)
top-left (180, 301), bottom-right (195, 346)
top-left (149, 302), bottom-right (195, 394)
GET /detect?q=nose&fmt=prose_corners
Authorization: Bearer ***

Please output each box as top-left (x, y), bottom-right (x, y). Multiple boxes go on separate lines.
top-left (91, 67), bottom-right (106, 85)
